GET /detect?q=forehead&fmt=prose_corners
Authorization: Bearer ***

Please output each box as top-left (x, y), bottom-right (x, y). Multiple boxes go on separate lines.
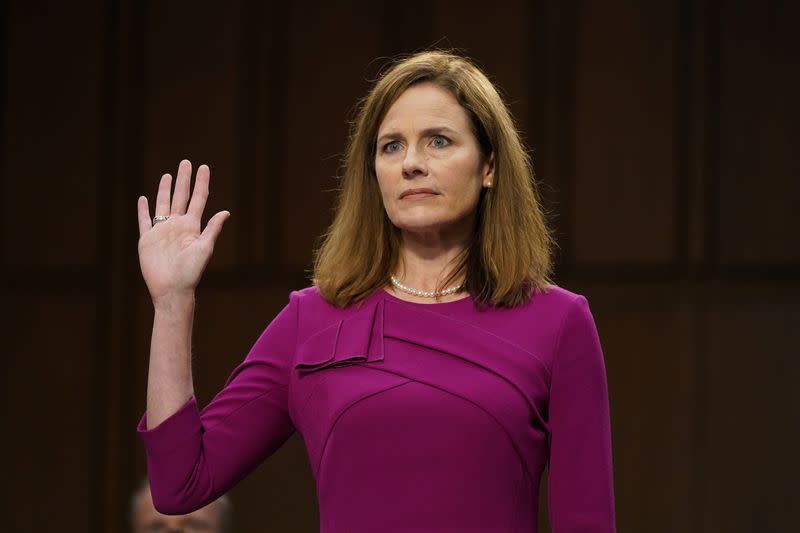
top-left (134, 491), bottom-right (219, 527)
top-left (378, 82), bottom-right (471, 134)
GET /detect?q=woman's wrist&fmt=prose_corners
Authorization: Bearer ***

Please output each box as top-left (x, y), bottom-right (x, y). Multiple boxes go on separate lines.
top-left (152, 291), bottom-right (196, 313)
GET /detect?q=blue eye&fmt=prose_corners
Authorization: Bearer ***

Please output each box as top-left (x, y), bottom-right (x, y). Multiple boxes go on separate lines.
top-left (383, 141), bottom-right (401, 153)
top-left (431, 136), bottom-right (450, 148)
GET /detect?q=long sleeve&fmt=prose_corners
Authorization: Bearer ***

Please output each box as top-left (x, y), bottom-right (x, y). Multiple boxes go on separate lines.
top-left (137, 291), bottom-right (300, 514)
top-left (546, 295), bottom-right (616, 532)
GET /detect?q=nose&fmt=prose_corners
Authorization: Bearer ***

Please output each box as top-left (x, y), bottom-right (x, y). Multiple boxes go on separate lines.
top-left (401, 145), bottom-right (428, 178)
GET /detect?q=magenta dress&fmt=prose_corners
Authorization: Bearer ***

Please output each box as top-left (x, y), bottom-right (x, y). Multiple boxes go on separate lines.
top-left (138, 285), bottom-right (616, 532)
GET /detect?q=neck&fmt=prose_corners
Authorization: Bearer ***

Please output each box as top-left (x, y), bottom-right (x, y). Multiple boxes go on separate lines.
top-left (394, 225), bottom-right (471, 293)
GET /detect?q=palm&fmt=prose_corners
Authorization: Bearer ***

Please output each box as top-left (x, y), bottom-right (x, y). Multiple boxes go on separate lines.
top-left (137, 160), bottom-right (230, 303)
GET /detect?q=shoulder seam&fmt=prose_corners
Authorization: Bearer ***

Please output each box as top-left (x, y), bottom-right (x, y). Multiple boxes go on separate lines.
top-left (548, 294), bottom-right (584, 385)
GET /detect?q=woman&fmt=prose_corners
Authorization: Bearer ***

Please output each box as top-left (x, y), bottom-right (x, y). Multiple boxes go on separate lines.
top-left (136, 50), bottom-right (616, 532)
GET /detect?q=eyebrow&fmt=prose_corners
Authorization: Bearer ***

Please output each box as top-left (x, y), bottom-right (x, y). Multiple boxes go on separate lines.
top-left (376, 126), bottom-right (459, 144)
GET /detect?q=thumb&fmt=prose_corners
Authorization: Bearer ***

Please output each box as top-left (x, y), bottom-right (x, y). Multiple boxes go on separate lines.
top-left (199, 210), bottom-right (231, 248)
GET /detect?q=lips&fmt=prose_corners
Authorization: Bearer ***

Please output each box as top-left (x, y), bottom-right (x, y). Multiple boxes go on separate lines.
top-left (400, 188), bottom-right (438, 199)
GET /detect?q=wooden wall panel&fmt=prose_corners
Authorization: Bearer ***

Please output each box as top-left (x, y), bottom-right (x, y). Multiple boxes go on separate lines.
top-left (192, 286), bottom-right (295, 405)
top-left (139, 1), bottom-right (245, 269)
top-left (718, 3), bottom-right (800, 266)
top-left (129, 288), bottom-right (155, 486)
top-left (522, 0), bottom-right (579, 264)
top-left (5, 291), bottom-right (96, 532)
top-left (230, 434), bottom-right (319, 532)
top-left (429, 0), bottom-right (534, 134)
top-left (582, 283), bottom-right (695, 532)
top-left (237, 2), bottom-right (288, 268)
top-left (1, 2), bottom-right (104, 268)
top-left (282, 1), bottom-right (385, 271)
top-left (702, 283), bottom-right (800, 532)
top-left (685, 0), bottom-right (712, 267)
top-left (572, 1), bottom-right (678, 265)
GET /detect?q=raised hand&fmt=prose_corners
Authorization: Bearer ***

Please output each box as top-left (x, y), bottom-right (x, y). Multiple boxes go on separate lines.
top-left (137, 160), bottom-right (230, 306)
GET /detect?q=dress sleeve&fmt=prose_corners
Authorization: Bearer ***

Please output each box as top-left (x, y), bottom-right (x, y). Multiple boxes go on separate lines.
top-left (546, 295), bottom-right (617, 532)
top-left (136, 291), bottom-right (300, 514)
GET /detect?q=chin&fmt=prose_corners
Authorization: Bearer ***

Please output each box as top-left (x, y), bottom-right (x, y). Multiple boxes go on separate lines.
top-left (389, 214), bottom-right (451, 234)
top-left (386, 203), bottom-right (475, 234)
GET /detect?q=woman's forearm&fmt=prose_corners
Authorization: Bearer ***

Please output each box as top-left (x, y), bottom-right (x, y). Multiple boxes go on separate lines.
top-left (146, 292), bottom-right (196, 429)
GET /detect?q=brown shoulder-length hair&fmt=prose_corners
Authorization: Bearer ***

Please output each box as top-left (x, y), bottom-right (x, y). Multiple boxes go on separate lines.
top-left (311, 50), bottom-right (555, 309)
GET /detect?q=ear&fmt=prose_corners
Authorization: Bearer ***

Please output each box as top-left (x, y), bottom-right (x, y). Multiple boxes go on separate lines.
top-left (482, 152), bottom-right (495, 187)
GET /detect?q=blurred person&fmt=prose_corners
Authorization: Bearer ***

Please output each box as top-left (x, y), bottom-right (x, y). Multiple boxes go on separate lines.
top-left (131, 478), bottom-right (232, 533)
top-left (135, 50), bottom-right (616, 531)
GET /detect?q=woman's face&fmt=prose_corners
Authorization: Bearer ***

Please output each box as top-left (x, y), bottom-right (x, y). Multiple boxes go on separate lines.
top-left (374, 82), bottom-right (494, 240)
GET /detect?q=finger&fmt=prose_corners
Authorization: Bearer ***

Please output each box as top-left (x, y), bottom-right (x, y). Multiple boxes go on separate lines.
top-left (155, 173), bottom-right (172, 217)
top-left (137, 196), bottom-right (152, 237)
top-left (199, 210), bottom-right (231, 248)
top-left (187, 164), bottom-right (211, 219)
top-left (171, 159), bottom-right (192, 215)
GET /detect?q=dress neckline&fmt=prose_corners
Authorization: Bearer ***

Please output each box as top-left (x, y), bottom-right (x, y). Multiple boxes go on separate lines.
top-left (378, 287), bottom-right (473, 307)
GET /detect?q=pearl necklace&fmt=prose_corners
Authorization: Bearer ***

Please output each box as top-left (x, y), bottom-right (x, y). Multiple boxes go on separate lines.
top-left (390, 275), bottom-right (465, 298)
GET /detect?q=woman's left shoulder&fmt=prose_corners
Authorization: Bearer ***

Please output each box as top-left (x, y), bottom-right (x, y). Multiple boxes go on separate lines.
top-left (526, 283), bottom-right (588, 312)
top-left (486, 284), bottom-right (590, 334)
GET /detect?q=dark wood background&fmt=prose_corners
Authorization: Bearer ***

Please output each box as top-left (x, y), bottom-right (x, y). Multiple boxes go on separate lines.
top-left (2, 1), bottom-right (798, 532)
